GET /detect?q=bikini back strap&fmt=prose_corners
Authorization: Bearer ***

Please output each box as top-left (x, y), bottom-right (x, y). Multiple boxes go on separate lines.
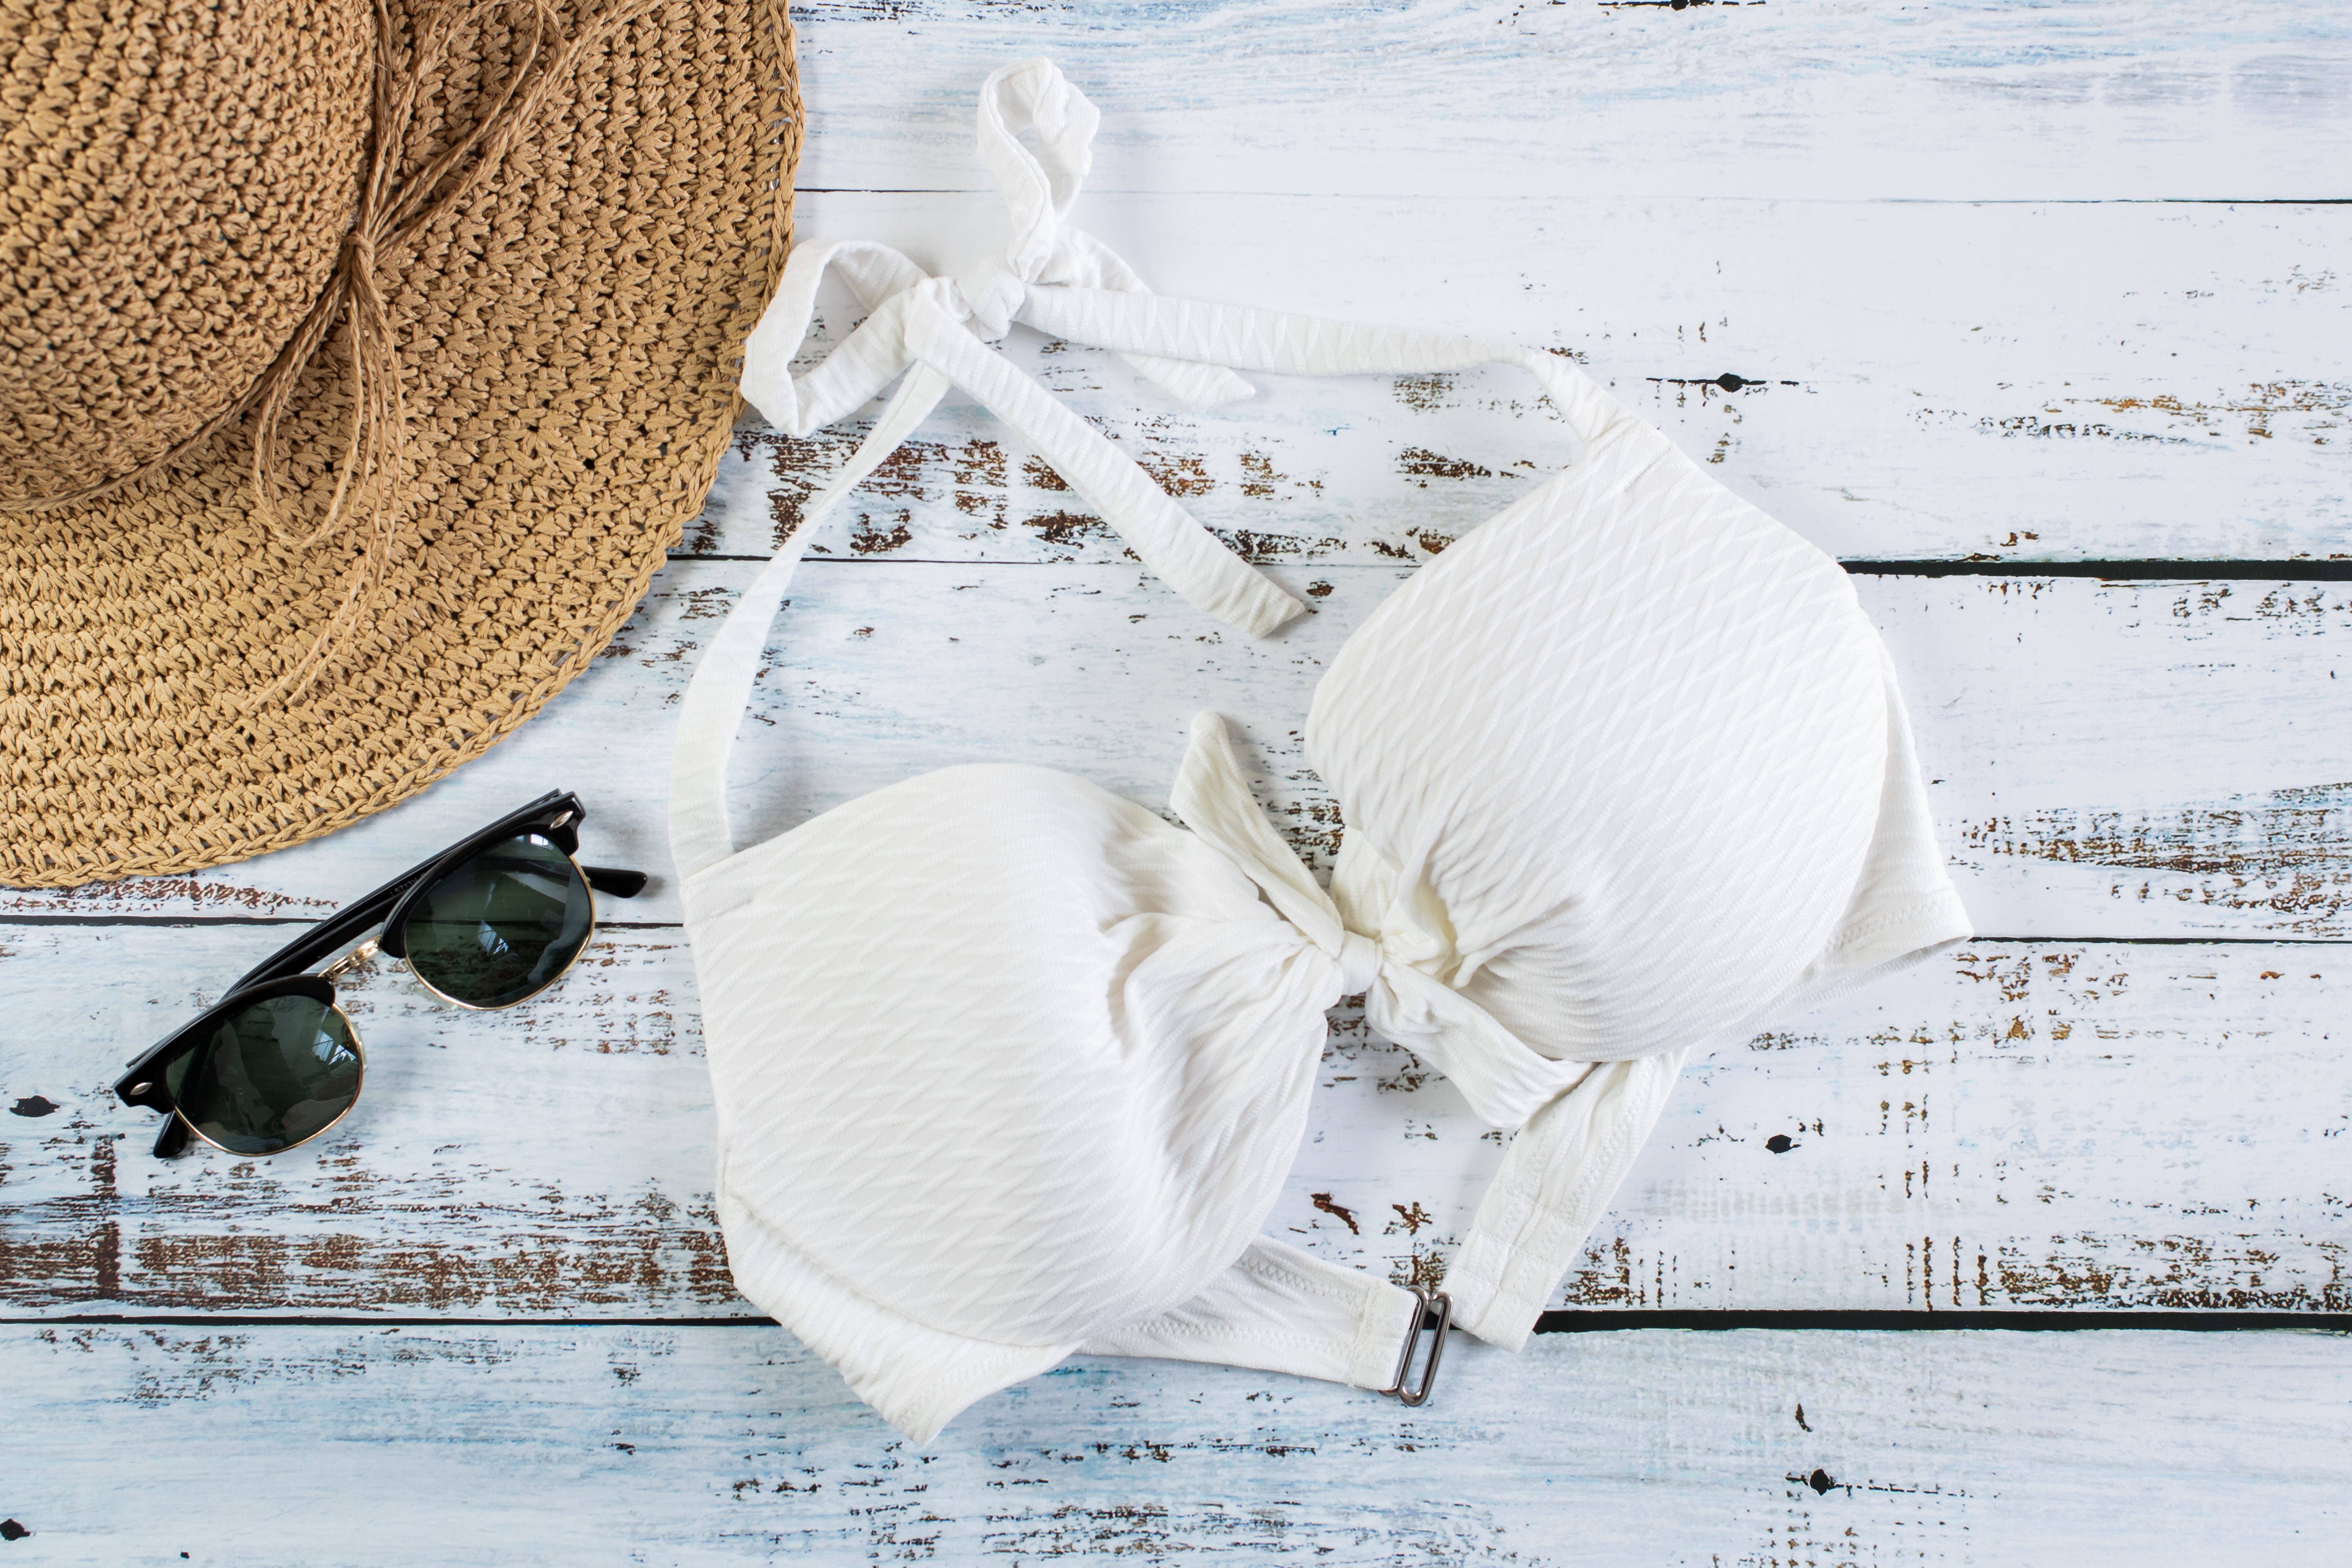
top-left (669, 365), bottom-right (948, 882)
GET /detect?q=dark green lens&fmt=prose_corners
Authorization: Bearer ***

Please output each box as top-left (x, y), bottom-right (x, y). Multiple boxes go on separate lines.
top-left (402, 833), bottom-right (591, 1008)
top-left (164, 996), bottom-right (363, 1155)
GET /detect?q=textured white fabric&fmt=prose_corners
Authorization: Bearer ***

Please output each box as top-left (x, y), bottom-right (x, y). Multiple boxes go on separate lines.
top-left (672, 59), bottom-right (1973, 1443)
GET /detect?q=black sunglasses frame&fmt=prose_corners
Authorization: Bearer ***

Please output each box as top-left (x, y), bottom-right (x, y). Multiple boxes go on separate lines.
top-left (113, 791), bottom-right (647, 1159)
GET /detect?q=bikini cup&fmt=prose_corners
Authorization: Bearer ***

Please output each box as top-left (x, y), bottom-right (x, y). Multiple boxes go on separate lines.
top-left (670, 59), bottom-right (1972, 1446)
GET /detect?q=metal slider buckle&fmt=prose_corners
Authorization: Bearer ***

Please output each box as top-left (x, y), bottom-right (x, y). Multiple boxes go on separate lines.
top-left (1381, 1288), bottom-right (1452, 1407)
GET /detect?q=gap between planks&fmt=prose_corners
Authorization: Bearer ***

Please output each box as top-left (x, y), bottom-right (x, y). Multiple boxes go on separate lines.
top-left (7, 1311), bottom-right (2348, 1332)
top-left (669, 555), bottom-right (2352, 577)
top-left (6, 934), bottom-right (2345, 1319)
top-left (792, 191), bottom-right (2352, 205)
top-left (4, 915), bottom-right (2347, 945)
top-left (723, 193), bottom-right (2352, 564)
top-left (12, 568), bottom-right (2352, 938)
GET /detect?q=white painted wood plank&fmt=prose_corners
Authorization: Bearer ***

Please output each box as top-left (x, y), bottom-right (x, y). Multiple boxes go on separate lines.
top-left (4, 931), bottom-right (2341, 1316)
top-left (1316, 940), bottom-right (2352, 1314)
top-left (2, 1324), bottom-right (2344, 1565)
top-left (9, 565), bottom-right (2347, 938)
top-left (708, 193), bottom-right (2350, 563)
top-left (10, 9), bottom-right (2349, 1545)
top-left (791, 0), bottom-right (2352, 201)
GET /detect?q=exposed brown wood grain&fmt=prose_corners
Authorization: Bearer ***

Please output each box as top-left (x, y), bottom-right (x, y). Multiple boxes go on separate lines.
top-left (669, 193), bottom-right (2352, 565)
top-left (1958, 784), bottom-right (2352, 933)
top-left (4, 932), bottom-right (2342, 1320)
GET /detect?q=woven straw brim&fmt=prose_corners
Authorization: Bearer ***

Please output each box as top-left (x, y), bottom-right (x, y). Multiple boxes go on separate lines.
top-left (1, 0), bottom-right (799, 888)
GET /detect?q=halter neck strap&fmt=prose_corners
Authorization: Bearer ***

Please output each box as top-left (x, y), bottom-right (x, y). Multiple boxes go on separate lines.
top-left (670, 58), bottom-right (1620, 881)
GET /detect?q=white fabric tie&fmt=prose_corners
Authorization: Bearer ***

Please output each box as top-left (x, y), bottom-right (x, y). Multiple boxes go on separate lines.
top-left (731, 57), bottom-right (1290, 642)
top-left (1333, 930), bottom-right (1383, 1000)
top-left (951, 60), bottom-right (1253, 412)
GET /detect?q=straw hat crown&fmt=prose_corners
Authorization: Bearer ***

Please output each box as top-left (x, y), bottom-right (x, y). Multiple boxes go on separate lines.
top-left (2, 0), bottom-right (378, 504)
top-left (1, 0), bottom-right (798, 888)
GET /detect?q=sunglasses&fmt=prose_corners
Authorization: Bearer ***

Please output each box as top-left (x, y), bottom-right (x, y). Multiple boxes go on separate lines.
top-left (113, 792), bottom-right (647, 1160)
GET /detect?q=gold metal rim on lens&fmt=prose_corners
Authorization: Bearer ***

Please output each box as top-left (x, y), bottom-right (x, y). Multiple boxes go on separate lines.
top-left (399, 840), bottom-right (599, 1013)
top-left (171, 1010), bottom-right (368, 1159)
top-left (167, 833), bottom-right (597, 1155)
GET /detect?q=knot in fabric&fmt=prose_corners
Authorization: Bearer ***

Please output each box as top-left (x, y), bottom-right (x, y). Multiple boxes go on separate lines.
top-left (1167, 711), bottom-right (1603, 1133)
top-left (1333, 930), bottom-right (1383, 999)
top-left (735, 57), bottom-right (1260, 456)
top-left (949, 257), bottom-right (1028, 342)
top-left (1166, 711), bottom-right (1367, 1003)
top-left (1166, 713), bottom-right (1403, 1010)
top-left (716, 58), bottom-right (1307, 669)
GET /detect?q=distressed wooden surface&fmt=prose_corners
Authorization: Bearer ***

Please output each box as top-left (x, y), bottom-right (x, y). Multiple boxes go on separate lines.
top-left (3, 1325), bottom-right (2348, 1566)
top-left (6, 2), bottom-right (2350, 1560)
top-left (4, 932), bottom-right (2343, 1317)
top-left (790, 0), bottom-right (2352, 201)
top-left (9, 568), bottom-right (2349, 939)
top-left (699, 194), bottom-right (2352, 564)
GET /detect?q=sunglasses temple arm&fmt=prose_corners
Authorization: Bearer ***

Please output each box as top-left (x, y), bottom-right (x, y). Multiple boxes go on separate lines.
top-left (222, 793), bottom-right (584, 993)
top-left (223, 850), bottom-right (643, 996)
top-left (153, 1113), bottom-right (194, 1160)
top-left (582, 865), bottom-right (649, 899)
top-left (227, 857), bottom-right (646, 991)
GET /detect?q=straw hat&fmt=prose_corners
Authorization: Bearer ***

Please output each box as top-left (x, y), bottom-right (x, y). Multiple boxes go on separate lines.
top-left (1, 0), bottom-right (799, 886)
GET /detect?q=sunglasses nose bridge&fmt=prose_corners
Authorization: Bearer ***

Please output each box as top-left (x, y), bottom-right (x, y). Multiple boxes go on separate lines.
top-left (318, 939), bottom-right (380, 986)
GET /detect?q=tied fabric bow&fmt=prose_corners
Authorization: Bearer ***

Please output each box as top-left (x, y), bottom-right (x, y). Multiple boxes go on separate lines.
top-left (243, 0), bottom-right (659, 704)
top-left (1170, 712), bottom-right (1597, 1134)
top-left (1169, 708), bottom-right (1689, 1350)
top-left (745, 58), bottom-right (1252, 428)
top-left (736, 57), bottom-right (1306, 642)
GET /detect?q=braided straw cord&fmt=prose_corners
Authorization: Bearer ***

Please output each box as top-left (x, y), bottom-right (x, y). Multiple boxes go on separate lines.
top-left (0, 0), bottom-right (802, 887)
top-left (16, 1), bottom-right (687, 707)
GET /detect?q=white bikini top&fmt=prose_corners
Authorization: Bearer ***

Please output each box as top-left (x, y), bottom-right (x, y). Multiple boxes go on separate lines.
top-left (670, 59), bottom-right (1971, 1446)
